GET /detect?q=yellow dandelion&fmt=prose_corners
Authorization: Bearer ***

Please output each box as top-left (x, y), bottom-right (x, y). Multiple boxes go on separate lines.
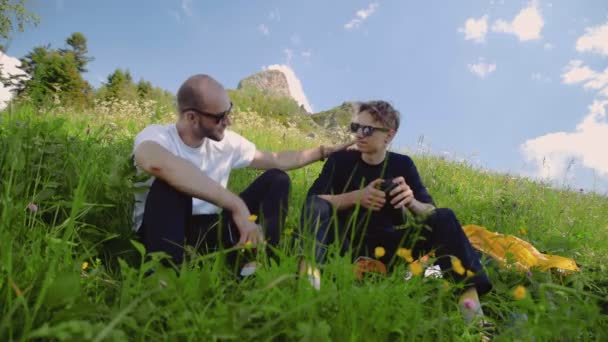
top-left (517, 228), bottom-right (527, 236)
top-left (451, 257), bottom-right (465, 275)
top-left (374, 246), bottom-right (386, 258)
top-left (409, 261), bottom-right (423, 276)
top-left (513, 285), bottom-right (527, 300)
top-left (397, 248), bottom-right (414, 263)
top-left (245, 241), bottom-right (252, 248)
top-left (284, 228), bottom-right (294, 236)
top-left (248, 214), bottom-right (258, 222)
top-left (81, 261), bottom-right (89, 271)
top-left (466, 270), bottom-right (475, 277)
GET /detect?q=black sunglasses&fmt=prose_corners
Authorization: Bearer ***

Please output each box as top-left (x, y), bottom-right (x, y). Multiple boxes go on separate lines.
top-left (350, 122), bottom-right (390, 137)
top-left (183, 102), bottom-right (233, 124)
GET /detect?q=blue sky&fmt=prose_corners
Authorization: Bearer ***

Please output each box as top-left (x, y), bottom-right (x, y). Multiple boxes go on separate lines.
top-left (3, 0), bottom-right (608, 193)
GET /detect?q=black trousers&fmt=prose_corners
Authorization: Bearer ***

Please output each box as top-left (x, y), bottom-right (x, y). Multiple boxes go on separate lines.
top-left (138, 169), bottom-right (290, 265)
top-left (300, 196), bottom-right (492, 296)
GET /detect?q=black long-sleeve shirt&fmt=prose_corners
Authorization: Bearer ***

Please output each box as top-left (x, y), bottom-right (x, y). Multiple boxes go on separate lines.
top-left (307, 150), bottom-right (434, 230)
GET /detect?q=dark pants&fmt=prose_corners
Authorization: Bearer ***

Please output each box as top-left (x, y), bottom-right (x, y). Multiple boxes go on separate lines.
top-left (300, 196), bottom-right (492, 296)
top-left (138, 169), bottom-right (291, 265)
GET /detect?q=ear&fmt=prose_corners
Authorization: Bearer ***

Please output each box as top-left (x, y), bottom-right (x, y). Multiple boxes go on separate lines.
top-left (185, 111), bottom-right (197, 122)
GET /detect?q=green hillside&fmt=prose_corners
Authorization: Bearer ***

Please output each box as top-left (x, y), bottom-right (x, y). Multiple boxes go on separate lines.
top-left (0, 100), bottom-right (606, 341)
top-left (311, 101), bottom-right (356, 129)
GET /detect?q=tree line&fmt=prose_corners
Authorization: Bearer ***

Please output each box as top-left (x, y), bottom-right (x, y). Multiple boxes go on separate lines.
top-left (1, 31), bottom-right (174, 109)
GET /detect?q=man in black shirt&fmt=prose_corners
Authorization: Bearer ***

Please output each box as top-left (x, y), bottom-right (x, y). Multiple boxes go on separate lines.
top-left (300, 100), bottom-right (492, 324)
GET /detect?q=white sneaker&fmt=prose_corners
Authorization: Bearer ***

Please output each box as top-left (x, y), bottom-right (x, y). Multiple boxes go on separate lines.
top-left (424, 265), bottom-right (442, 278)
top-left (306, 267), bottom-right (321, 291)
top-left (240, 261), bottom-right (257, 277)
top-left (298, 259), bottom-right (321, 291)
top-left (404, 265), bottom-right (442, 282)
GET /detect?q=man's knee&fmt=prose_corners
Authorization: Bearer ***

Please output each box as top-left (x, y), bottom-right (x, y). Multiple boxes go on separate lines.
top-left (301, 195), bottom-right (333, 227)
top-left (301, 196), bottom-right (336, 247)
top-left (149, 178), bottom-right (178, 195)
top-left (425, 208), bottom-right (460, 232)
top-left (263, 168), bottom-right (291, 190)
top-left (431, 208), bottom-right (457, 221)
top-left (147, 178), bottom-right (190, 207)
top-left (306, 195), bottom-right (332, 214)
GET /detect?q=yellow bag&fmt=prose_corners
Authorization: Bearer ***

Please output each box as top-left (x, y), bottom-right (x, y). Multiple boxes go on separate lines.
top-left (463, 224), bottom-right (579, 274)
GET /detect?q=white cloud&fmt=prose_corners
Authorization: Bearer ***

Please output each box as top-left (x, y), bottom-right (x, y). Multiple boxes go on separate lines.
top-left (356, 3), bottom-right (378, 20)
top-left (344, 3), bottom-right (379, 30)
top-left (301, 50), bottom-right (312, 58)
top-left (467, 60), bottom-right (497, 78)
top-left (531, 72), bottom-right (550, 82)
top-left (459, 15), bottom-right (488, 43)
top-left (586, 71), bottom-right (608, 94)
top-left (265, 64), bottom-right (313, 112)
top-left (169, 0), bottom-right (194, 22)
top-left (562, 60), bottom-right (608, 96)
top-left (544, 42), bottom-right (553, 50)
top-left (283, 48), bottom-right (293, 65)
top-left (0, 51), bottom-right (27, 110)
top-left (258, 24), bottom-right (269, 36)
top-left (491, 1), bottom-right (544, 41)
top-left (576, 22), bottom-right (608, 56)
top-left (269, 9), bottom-right (281, 22)
top-left (562, 60), bottom-right (595, 83)
top-left (181, 0), bottom-right (193, 17)
top-left (344, 21), bottom-right (359, 30)
top-left (522, 100), bottom-right (608, 179)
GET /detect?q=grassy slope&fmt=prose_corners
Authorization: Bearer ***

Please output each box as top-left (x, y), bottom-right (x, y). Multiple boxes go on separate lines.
top-left (310, 102), bottom-right (355, 129)
top-left (0, 103), bottom-right (606, 341)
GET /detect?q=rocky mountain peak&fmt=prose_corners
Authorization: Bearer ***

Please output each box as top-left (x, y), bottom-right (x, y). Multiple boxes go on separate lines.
top-left (237, 69), bottom-right (291, 98)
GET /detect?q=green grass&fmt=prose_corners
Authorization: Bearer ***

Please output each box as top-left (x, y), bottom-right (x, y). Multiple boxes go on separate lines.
top-left (1, 105), bottom-right (607, 341)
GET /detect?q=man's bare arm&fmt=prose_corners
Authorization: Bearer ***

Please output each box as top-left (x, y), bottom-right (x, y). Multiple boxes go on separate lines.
top-left (388, 176), bottom-right (436, 217)
top-left (134, 141), bottom-right (248, 215)
top-left (317, 179), bottom-right (387, 212)
top-left (318, 192), bottom-right (358, 211)
top-left (406, 199), bottom-right (436, 216)
top-left (249, 140), bottom-right (356, 171)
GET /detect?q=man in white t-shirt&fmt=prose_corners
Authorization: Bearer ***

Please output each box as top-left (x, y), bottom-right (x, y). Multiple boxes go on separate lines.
top-left (133, 74), bottom-right (352, 267)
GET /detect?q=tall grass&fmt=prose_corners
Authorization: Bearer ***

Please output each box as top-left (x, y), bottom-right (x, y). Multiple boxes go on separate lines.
top-left (0, 104), bottom-right (606, 341)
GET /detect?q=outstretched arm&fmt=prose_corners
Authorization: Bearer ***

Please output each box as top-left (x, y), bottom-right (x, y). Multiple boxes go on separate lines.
top-left (248, 140), bottom-right (355, 171)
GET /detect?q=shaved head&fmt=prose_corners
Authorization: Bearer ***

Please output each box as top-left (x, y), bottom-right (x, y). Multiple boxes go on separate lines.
top-left (177, 74), bottom-right (230, 115)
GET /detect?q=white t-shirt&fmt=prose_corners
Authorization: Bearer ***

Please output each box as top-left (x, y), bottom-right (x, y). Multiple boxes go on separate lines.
top-left (131, 124), bottom-right (256, 231)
